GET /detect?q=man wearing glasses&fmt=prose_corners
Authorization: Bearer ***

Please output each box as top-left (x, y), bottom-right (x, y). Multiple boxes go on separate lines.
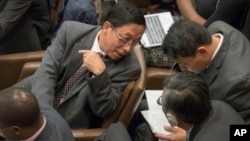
top-left (13, 0), bottom-right (146, 129)
top-left (94, 72), bottom-right (244, 141)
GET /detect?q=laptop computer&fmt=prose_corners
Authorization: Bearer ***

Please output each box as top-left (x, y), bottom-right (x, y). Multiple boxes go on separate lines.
top-left (140, 12), bottom-right (174, 48)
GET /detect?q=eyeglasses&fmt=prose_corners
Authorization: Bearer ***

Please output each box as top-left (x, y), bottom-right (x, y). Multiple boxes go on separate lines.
top-left (157, 96), bottom-right (162, 105)
top-left (111, 24), bottom-right (139, 47)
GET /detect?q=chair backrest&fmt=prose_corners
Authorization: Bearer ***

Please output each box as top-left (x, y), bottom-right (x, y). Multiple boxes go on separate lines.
top-left (18, 62), bottom-right (42, 81)
top-left (0, 51), bottom-right (44, 90)
top-left (146, 67), bottom-right (174, 90)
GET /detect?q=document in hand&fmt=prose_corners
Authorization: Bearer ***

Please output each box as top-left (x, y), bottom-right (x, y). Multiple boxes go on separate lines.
top-left (141, 110), bottom-right (172, 135)
top-left (141, 90), bottom-right (172, 135)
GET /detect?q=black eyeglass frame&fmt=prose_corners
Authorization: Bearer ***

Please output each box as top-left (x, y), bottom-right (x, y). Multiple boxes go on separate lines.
top-left (157, 96), bottom-right (162, 105)
top-left (110, 23), bottom-right (140, 47)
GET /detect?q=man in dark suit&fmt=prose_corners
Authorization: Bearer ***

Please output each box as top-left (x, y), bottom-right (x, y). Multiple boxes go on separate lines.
top-left (0, 87), bottom-right (74, 141)
top-left (14, 0), bottom-right (146, 129)
top-left (161, 18), bottom-right (250, 124)
top-left (95, 72), bottom-right (245, 141)
top-left (0, 0), bottom-right (52, 54)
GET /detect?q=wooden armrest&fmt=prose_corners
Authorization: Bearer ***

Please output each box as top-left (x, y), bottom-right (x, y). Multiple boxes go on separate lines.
top-left (72, 128), bottom-right (106, 141)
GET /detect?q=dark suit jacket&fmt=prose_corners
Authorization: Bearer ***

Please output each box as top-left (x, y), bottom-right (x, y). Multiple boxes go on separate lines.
top-left (189, 100), bottom-right (245, 141)
top-left (16, 21), bottom-right (141, 129)
top-left (114, 100), bottom-right (244, 141)
top-left (35, 102), bottom-right (74, 141)
top-left (203, 21), bottom-right (250, 123)
top-left (4, 102), bottom-right (74, 141)
top-left (0, 0), bottom-right (52, 54)
top-left (94, 122), bottom-right (132, 141)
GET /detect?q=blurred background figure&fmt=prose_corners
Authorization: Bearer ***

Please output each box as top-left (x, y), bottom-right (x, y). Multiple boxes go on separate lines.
top-left (50, 0), bottom-right (99, 33)
top-left (0, 0), bottom-right (52, 54)
top-left (176, 0), bottom-right (249, 30)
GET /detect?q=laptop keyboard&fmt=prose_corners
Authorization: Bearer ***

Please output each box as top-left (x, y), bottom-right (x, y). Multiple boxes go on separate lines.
top-left (145, 15), bottom-right (165, 45)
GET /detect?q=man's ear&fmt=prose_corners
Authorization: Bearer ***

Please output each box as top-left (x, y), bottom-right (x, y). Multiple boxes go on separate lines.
top-left (197, 46), bottom-right (209, 58)
top-left (13, 126), bottom-right (22, 136)
top-left (166, 112), bottom-right (178, 127)
top-left (102, 21), bottom-right (111, 30)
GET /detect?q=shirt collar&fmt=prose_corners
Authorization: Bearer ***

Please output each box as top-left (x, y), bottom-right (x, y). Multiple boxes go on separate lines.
top-left (211, 33), bottom-right (223, 60)
top-left (207, 33), bottom-right (224, 68)
top-left (186, 126), bottom-right (193, 141)
top-left (91, 31), bottom-right (105, 56)
top-left (21, 116), bottom-right (47, 141)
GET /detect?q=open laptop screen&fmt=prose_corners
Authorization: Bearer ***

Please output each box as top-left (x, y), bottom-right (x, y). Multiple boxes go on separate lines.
top-left (140, 12), bottom-right (174, 48)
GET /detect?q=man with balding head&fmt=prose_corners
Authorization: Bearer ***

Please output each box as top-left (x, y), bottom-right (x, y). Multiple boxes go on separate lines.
top-left (0, 87), bottom-right (74, 141)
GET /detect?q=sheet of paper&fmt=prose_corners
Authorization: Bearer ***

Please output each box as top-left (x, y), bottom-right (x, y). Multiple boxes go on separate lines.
top-left (142, 90), bottom-right (173, 135)
top-left (141, 110), bottom-right (172, 135)
top-left (145, 90), bottom-right (163, 111)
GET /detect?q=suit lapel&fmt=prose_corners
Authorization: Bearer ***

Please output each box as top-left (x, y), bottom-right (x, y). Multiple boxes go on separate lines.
top-left (203, 64), bottom-right (217, 86)
top-left (203, 34), bottom-right (229, 86)
top-left (61, 55), bottom-right (117, 103)
top-left (56, 42), bottom-right (85, 91)
top-left (63, 56), bottom-right (115, 101)
top-left (65, 27), bottom-right (101, 74)
top-left (59, 28), bottom-right (103, 102)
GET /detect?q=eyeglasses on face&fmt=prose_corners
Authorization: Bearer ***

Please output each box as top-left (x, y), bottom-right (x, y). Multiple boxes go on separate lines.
top-left (110, 23), bottom-right (140, 47)
top-left (157, 96), bottom-right (162, 105)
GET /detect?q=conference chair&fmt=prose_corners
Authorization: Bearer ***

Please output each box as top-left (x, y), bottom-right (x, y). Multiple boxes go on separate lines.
top-left (146, 67), bottom-right (173, 90)
top-left (0, 51), bottom-right (44, 90)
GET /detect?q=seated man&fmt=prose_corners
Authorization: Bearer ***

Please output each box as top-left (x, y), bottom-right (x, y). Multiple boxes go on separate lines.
top-left (0, 0), bottom-right (52, 54)
top-left (95, 72), bottom-right (245, 141)
top-left (162, 18), bottom-right (250, 123)
top-left (0, 87), bottom-right (74, 141)
top-left (13, 0), bottom-right (146, 129)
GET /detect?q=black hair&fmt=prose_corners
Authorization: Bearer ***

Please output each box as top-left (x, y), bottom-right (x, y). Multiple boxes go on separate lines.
top-left (162, 72), bottom-right (212, 124)
top-left (161, 18), bottom-right (212, 59)
top-left (103, 0), bottom-right (146, 28)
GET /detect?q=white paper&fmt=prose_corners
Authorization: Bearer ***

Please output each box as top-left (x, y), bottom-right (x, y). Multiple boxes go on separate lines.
top-left (141, 90), bottom-right (172, 135)
top-left (145, 90), bottom-right (163, 111)
top-left (141, 110), bottom-right (172, 135)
